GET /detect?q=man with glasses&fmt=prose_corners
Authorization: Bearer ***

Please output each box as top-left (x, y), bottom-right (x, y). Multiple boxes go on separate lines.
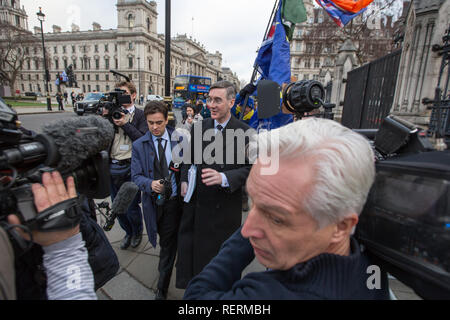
top-left (176, 81), bottom-right (252, 289)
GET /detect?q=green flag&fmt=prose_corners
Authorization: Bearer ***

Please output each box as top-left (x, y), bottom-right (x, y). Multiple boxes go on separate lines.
top-left (281, 0), bottom-right (307, 41)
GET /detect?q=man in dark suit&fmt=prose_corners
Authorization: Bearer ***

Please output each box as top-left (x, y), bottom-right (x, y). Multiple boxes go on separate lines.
top-left (176, 80), bottom-right (252, 289)
top-left (131, 101), bottom-right (182, 300)
top-left (106, 81), bottom-right (148, 250)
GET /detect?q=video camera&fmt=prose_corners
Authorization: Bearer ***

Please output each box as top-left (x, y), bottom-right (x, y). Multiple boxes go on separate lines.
top-left (0, 101), bottom-right (112, 241)
top-left (256, 80), bottom-right (450, 299)
top-left (255, 79), bottom-right (334, 120)
top-left (97, 70), bottom-right (133, 123)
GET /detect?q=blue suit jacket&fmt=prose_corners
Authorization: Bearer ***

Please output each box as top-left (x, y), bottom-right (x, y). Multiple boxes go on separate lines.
top-left (131, 126), bottom-right (180, 247)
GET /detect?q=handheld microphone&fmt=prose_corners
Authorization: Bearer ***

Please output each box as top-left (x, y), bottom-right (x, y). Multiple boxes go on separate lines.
top-left (103, 181), bottom-right (139, 231)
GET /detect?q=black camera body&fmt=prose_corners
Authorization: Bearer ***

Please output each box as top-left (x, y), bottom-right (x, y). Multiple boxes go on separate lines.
top-left (152, 177), bottom-right (172, 207)
top-left (97, 88), bottom-right (132, 122)
top-left (0, 103), bottom-right (111, 234)
top-left (256, 79), bottom-right (335, 120)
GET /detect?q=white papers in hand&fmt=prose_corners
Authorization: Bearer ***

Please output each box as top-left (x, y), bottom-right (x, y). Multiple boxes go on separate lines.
top-left (184, 165), bottom-right (197, 203)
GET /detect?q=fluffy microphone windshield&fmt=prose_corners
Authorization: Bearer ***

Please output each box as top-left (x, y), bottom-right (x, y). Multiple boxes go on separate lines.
top-left (41, 116), bottom-right (114, 172)
top-left (111, 181), bottom-right (140, 216)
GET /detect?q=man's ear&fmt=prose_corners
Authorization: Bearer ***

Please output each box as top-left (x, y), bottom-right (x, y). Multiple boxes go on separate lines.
top-left (330, 213), bottom-right (359, 244)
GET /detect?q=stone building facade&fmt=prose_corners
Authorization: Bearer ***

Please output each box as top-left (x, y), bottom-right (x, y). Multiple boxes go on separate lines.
top-left (1, 0), bottom-right (239, 97)
top-left (0, 0), bottom-right (27, 30)
top-left (391, 0), bottom-right (449, 127)
top-left (289, 0), bottom-right (396, 110)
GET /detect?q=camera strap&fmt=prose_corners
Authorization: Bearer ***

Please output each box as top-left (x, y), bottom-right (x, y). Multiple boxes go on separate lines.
top-left (33, 197), bottom-right (82, 232)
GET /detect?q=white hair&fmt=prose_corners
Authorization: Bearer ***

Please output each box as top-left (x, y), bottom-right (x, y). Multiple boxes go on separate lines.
top-left (256, 118), bottom-right (375, 228)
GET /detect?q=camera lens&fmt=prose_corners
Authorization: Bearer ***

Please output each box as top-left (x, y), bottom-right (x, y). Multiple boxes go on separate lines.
top-left (112, 111), bottom-right (122, 120)
top-left (283, 80), bottom-right (324, 114)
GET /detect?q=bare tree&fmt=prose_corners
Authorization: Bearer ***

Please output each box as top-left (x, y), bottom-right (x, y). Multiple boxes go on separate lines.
top-left (0, 22), bottom-right (40, 96)
top-left (303, 0), bottom-right (402, 65)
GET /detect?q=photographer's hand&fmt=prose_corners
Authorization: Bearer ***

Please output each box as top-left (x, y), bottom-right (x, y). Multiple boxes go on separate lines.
top-left (7, 171), bottom-right (79, 247)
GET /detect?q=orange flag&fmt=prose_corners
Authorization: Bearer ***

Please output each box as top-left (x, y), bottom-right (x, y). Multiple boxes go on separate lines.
top-left (331, 0), bottom-right (374, 13)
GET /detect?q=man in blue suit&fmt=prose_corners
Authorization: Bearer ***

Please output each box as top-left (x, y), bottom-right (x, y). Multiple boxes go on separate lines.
top-left (131, 101), bottom-right (182, 300)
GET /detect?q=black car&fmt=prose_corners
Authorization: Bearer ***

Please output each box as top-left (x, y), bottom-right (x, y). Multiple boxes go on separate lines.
top-left (74, 92), bottom-right (104, 116)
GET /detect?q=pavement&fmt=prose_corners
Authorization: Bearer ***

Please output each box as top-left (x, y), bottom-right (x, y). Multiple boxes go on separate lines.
top-left (12, 105), bottom-right (422, 301)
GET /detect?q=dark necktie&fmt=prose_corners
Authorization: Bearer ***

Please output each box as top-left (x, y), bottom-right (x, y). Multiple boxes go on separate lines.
top-left (157, 138), bottom-right (169, 177)
top-left (216, 124), bottom-right (223, 132)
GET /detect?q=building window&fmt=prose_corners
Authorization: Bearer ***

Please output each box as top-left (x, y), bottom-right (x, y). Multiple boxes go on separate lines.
top-left (128, 74), bottom-right (132, 80)
top-left (29, 84), bottom-right (32, 91)
top-left (128, 42), bottom-right (133, 50)
top-left (54, 59), bottom-right (59, 69)
top-left (105, 74), bottom-right (109, 81)
top-left (303, 74), bottom-right (309, 80)
top-left (305, 59), bottom-right (311, 69)
top-left (72, 60), bottom-right (77, 70)
top-left (115, 58), bottom-right (118, 69)
top-left (83, 84), bottom-right (86, 92)
top-left (306, 43), bottom-right (313, 53)
top-left (105, 44), bottom-right (109, 52)
top-left (95, 59), bottom-right (99, 70)
top-left (63, 59), bottom-right (68, 69)
top-left (72, 45), bottom-right (76, 53)
top-left (87, 74), bottom-right (90, 81)
top-left (115, 44), bottom-right (118, 52)
top-left (62, 46), bottom-right (66, 54)
top-left (54, 46), bottom-right (57, 54)
top-left (106, 85), bottom-right (110, 91)
top-left (96, 74), bottom-right (99, 81)
top-left (34, 60), bottom-right (39, 70)
top-left (129, 57), bottom-right (133, 69)
top-left (28, 74), bottom-right (31, 80)
top-left (96, 85), bottom-right (100, 92)
top-left (82, 74), bottom-right (85, 81)
top-left (21, 84), bottom-right (24, 91)
top-left (147, 17), bottom-right (151, 32)
top-left (313, 74), bottom-right (319, 81)
top-left (88, 85), bottom-right (91, 92)
top-left (95, 45), bottom-right (98, 53)
top-left (128, 13), bottom-right (134, 28)
top-left (105, 58), bottom-right (109, 69)
top-left (27, 60), bottom-right (31, 70)
top-left (314, 58), bottom-right (320, 68)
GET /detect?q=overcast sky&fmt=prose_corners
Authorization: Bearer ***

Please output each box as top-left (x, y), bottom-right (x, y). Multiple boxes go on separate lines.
top-left (21, 0), bottom-right (403, 83)
top-left (21, 0), bottom-right (280, 83)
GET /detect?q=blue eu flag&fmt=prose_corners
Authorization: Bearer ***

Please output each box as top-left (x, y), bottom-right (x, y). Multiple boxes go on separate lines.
top-left (254, 0), bottom-right (293, 131)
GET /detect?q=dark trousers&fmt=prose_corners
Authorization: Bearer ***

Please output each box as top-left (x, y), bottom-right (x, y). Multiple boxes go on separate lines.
top-left (156, 198), bottom-right (181, 291)
top-left (110, 163), bottom-right (143, 237)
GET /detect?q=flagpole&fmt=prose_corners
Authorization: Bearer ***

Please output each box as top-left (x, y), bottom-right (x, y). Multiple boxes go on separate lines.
top-left (240, 0), bottom-right (280, 120)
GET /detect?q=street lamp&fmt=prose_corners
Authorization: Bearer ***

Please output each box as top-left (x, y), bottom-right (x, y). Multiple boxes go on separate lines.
top-left (36, 7), bottom-right (52, 111)
top-left (137, 56), bottom-right (141, 104)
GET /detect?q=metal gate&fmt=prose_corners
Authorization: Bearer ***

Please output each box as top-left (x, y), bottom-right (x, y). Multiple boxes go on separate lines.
top-left (341, 50), bottom-right (402, 129)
